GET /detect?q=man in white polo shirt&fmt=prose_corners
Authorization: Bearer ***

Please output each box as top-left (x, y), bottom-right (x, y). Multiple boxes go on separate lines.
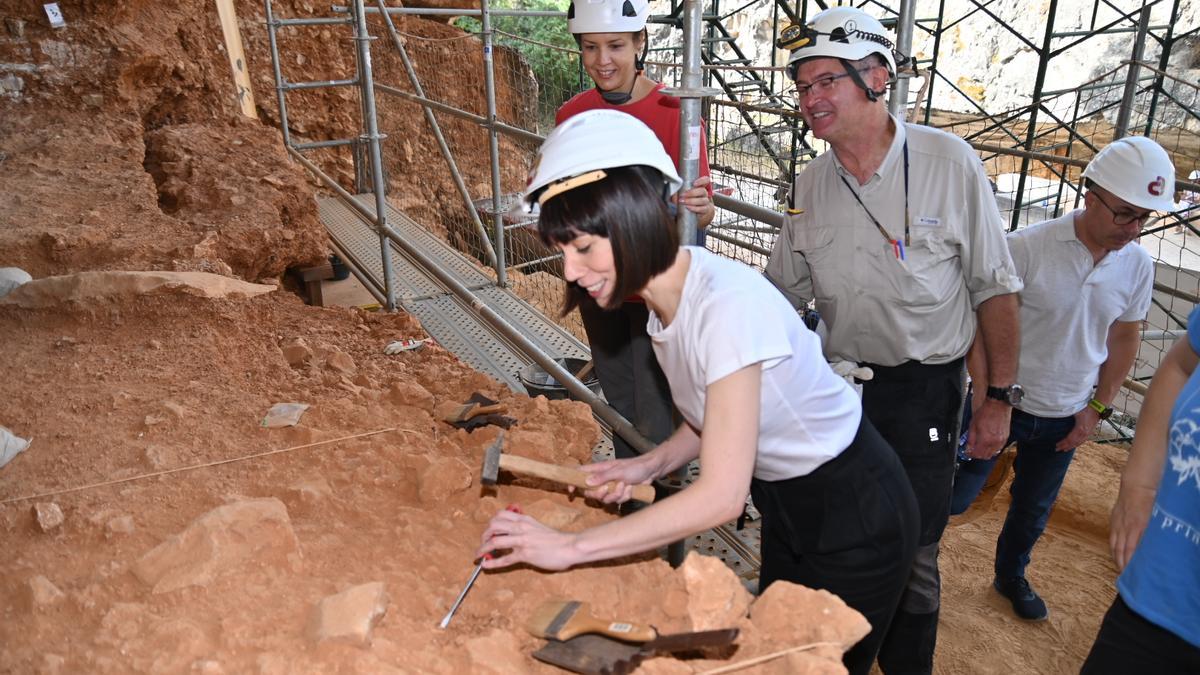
top-left (952, 135), bottom-right (1177, 621)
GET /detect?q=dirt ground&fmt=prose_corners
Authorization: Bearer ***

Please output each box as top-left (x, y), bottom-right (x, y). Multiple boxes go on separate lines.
top-left (0, 2), bottom-right (1130, 673)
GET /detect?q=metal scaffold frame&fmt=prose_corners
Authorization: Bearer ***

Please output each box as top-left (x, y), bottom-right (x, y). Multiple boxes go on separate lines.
top-left (259, 0), bottom-right (1198, 575)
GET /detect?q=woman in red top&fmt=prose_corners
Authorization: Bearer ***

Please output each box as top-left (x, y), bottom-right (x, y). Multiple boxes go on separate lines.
top-left (554, 0), bottom-right (715, 473)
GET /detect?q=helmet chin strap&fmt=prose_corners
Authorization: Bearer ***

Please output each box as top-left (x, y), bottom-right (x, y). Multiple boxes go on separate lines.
top-left (599, 73), bottom-right (639, 104)
top-left (841, 59), bottom-right (888, 102)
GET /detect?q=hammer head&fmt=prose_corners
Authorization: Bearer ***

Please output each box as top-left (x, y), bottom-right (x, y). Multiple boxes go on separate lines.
top-left (480, 431), bottom-right (505, 485)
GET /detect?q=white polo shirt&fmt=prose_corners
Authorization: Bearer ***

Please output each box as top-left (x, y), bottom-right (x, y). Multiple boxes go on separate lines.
top-left (647, 248), bottom-right (862, 481)
top-left (765, 116), bottom-right (1023, 366)
top-left (1009, 211), bottom-right (1153, 417)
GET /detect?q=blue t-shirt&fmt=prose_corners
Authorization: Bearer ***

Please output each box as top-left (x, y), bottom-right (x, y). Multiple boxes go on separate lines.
top-left (1117, 306), bottom-right (1200, 648)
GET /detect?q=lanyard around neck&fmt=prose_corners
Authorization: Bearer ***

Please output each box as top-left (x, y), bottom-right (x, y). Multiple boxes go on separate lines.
top-left (838, 140), bottom-right (910, 260)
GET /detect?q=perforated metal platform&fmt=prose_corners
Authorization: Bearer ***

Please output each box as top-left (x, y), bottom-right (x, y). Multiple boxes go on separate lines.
top-left (316, 193), bottom-right (760, 584)
top-left (320, 195), bottom-right (590, 390)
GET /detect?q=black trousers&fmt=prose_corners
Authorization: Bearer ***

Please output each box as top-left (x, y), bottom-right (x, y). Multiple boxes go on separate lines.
top-left (1081, 595), bottom-right (1200, 674)
top-left (579, 300), bottom-right (675, 459)
top-left (862, 358), bottom-right (965, 675)
top-left (752, 414), bottom-right (919, 675)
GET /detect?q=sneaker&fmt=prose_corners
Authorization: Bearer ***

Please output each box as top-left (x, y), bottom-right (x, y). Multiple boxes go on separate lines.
top-left (994, 576), bottom-right (1048, 621)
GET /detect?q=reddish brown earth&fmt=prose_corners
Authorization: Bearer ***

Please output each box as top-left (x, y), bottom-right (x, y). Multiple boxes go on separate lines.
top-left (0, 2), bottom-right (1127, 673)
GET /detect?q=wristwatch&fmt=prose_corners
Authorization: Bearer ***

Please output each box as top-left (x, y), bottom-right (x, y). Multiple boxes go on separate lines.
top-left (1088, 398), bottom-right (1114, 420)
top-left (986, 384), bottom-right (1024, 406)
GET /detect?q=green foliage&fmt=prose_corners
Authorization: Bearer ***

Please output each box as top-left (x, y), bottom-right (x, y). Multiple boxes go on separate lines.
top-left (454, 0), bottom-right (583, 121)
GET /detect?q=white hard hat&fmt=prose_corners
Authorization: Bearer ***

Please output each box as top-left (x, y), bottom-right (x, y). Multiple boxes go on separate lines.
top-left (1082, 136), bottom-right (1177, 212)
top-left (521, 109), bottom-right (682, 214)
top-left (567, 0), bottom-right (649, 34)
top-left (782, 7), bottom-right (898, 78)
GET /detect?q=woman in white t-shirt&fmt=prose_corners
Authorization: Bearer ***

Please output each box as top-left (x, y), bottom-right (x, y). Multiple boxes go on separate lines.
top-left (477, 110), bottom-right (918, 675)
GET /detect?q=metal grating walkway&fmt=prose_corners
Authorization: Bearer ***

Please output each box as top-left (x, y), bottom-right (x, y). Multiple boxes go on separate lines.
top-left (316, 193), bottom-right (760, 586)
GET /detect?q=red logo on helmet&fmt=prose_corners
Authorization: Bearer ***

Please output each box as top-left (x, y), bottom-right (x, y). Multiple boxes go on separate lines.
top-left (1148, 176), bottom-right (1166, 196)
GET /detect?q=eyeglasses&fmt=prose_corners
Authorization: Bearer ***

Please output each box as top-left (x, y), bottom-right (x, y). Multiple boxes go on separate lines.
top-left (794, 67), bottom-right (875, 99)
top-left (1091, 190), bottom-right (1153, 226)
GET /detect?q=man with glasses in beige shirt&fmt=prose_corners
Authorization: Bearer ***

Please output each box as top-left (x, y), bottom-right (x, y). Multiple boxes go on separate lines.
top-left (766, 8), bottom-right (1022, 674)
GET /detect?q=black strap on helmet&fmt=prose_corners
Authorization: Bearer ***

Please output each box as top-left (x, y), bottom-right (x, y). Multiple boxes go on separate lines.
top-left (840, 59), bottom-right (886, 102)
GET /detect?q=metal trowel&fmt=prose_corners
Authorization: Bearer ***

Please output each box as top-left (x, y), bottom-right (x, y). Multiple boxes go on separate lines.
top-left (532, 628), bottom-right (740, 675)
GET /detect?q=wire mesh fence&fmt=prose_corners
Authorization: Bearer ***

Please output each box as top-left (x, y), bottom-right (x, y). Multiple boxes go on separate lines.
top-left (930, 61), bottom-right (1200, 439)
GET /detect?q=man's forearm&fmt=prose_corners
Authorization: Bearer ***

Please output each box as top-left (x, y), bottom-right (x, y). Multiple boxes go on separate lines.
top-left (1093, 321), bottom-right (1141, 406)
top-left (976, 293), bottom-right (1020, 386)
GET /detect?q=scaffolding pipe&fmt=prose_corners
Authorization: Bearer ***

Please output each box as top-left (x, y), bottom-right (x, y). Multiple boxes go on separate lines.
top-left (275, 16), bottom-right (353, 26)
top-left (350, 0), bottom-right (398, 310)
top-left (281, 78), bottom-right (358, 91)
top-left (263, 0), bottom-right (293, 149)
top-left (294, 138), bottom-right (358, 150)
top-left (480, 0), bottom-right (508, 286)
top-left (1143, 0), bottom-right (1184, 136)
top-left (375, 0), bottom-right (498, 270)
top-left (375, 83), bottom-right (543, 143)
top-left (675, 0), bottom-right (704, 246)
top-left (329, 239), bottom-right (389, 306)
top-left (713, 193), bottom-right (783, 228)
top-left (340, 5), bottom-right (566, 17)
top-left (888, 0), bottom-right (917, 117)
top-left (1009, 0), bottom-right (1059, 232)
top-left (1114, 7), bottom-right (1152, 139)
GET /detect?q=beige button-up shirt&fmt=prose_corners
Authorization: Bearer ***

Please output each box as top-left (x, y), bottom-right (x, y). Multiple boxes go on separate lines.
top-left (766, 117), bottom-right (1022, 367)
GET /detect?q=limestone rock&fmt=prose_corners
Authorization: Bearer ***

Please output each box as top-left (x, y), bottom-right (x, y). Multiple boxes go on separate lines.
top-left (417, 456), bottom-right (473, 504)
top-left (324, 350), bottom-right (356, 374)
top-left (281, 337), bottom-right (312, 367)
top-left (310, 582), bottom-right (389, 647)
top-left (0, 271), bottom-right (275, 309)
top-left (27, 575), bottom-right (65, 608)
top-left (32, 502), bottom-right (64, 532)
top-left (750, 581), bottom-right (870, 653)
top-left (525, 498), bottom-right (582, 530)
top-left (385, 381), bottom-right (435, 411)
top-left (680, 552), bottom-right (753, 631)
top-left (133, 498), bottom-right (301, 593)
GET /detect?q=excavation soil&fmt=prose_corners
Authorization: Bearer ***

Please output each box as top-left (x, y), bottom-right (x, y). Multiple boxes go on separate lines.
top-left (1, 2), bottom-right (1125, 673)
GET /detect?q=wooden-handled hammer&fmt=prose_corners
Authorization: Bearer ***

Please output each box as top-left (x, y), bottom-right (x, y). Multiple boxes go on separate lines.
top-left (480, 432), bottom-right (657, 504)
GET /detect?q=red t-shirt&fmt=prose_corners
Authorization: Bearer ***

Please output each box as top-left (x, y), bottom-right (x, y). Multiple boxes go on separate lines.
top-left (555, 84), bottom-right (712, 190)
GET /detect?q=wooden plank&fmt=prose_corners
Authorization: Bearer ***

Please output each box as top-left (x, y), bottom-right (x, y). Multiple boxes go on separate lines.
top-left (215, 0), bottom-right (258, 119)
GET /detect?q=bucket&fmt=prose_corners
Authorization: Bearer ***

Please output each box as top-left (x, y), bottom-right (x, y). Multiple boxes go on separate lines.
top-left (518, 358), bottom-right (601, 401)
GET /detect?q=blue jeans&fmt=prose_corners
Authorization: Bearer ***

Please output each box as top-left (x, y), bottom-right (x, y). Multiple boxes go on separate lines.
top-left (950, 408), bottom-right (1077, 578)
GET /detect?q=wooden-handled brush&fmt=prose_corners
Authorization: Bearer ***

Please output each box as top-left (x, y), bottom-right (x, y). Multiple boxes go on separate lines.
top-left (526, 600), bottom-right (657, 643)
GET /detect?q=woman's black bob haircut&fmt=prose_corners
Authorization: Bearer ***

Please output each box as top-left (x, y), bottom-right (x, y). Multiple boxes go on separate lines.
top-left (533, 164), bottom-right (679, 314)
